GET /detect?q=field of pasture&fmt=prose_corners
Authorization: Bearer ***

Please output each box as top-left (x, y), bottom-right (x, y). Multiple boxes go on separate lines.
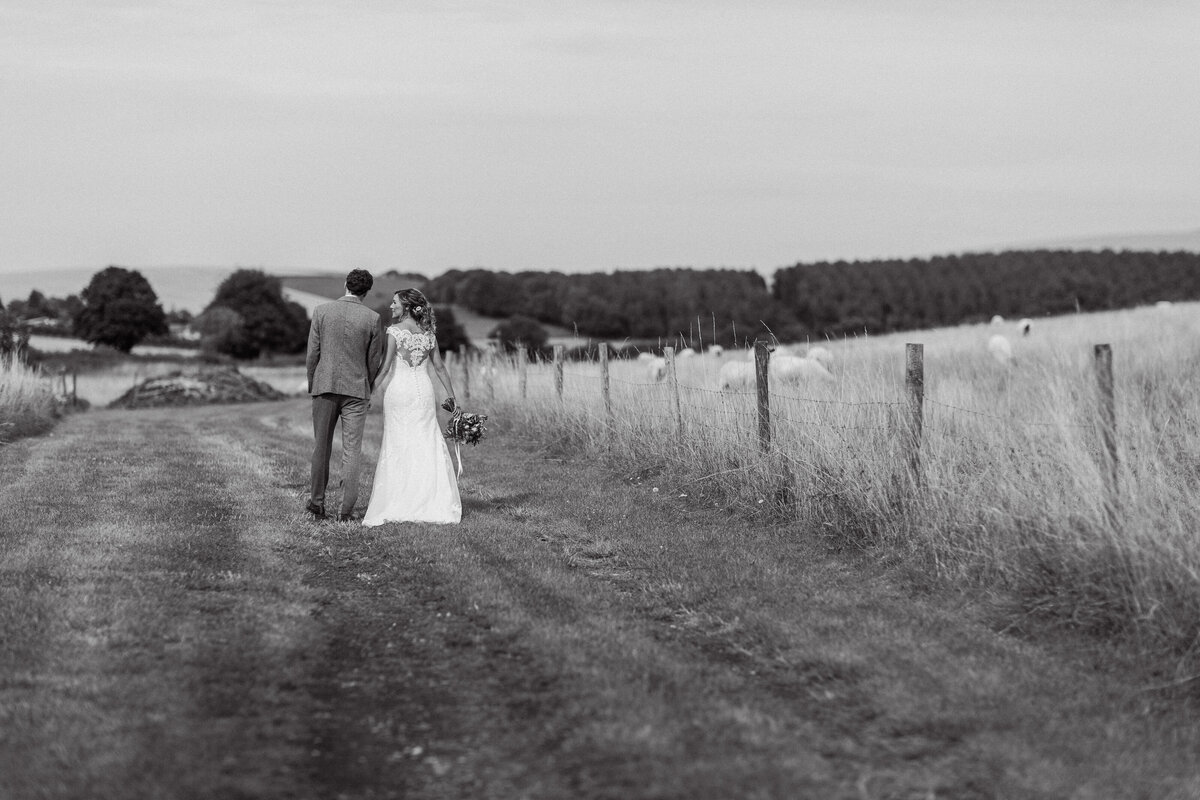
top-left (472, 302), bottom-right (1200, 668)
top-left (4, 306), bottom-right (1200, 797)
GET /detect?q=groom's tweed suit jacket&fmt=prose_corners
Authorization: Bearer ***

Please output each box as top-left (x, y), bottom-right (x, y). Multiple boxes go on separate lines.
top-left (306, 296), bottom-right (382, 400)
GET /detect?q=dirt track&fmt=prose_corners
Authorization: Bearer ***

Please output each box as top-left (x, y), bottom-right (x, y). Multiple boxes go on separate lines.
top-left (2, 400), bottom-right (1198, 799)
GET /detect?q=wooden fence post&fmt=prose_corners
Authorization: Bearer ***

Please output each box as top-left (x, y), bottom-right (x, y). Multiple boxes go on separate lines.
top-left (665, 346), bottom-right (682, 436)
top-left (459, 345), bottom-right (471, 402)
top-left (598, 342), bottom-right (612, 425)
top-left (905, 343), bottom-right (924, 484)
top-left (518, 348), bottom-right (528, 399)
top-left (1095, 343), bottom-right (1119, 524)
top-left (754, 339), bottom-right (771, 452)
top-left (553, 345), bottom-right (565, 401)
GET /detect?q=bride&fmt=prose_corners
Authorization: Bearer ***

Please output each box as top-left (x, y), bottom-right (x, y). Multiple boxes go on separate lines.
top-left (362, 288), bottom-right (462, 526)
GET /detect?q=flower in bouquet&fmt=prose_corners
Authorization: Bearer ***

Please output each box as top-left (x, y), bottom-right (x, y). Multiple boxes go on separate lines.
top-left (444, 408), bottom-right (488, 446)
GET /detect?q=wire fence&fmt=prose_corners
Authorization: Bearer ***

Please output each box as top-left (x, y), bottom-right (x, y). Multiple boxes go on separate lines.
top-left (447, 341), bottom-right (1130, 513)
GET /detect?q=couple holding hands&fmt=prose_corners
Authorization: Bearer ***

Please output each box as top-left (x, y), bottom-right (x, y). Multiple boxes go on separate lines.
top-left (304, 268), bottom-right (466, 526)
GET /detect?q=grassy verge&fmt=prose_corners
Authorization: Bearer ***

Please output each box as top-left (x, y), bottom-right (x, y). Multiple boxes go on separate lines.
top-left (0, 354), bottom-right (63, 444)
top-left (464, 303), bottom-right (1200, 672)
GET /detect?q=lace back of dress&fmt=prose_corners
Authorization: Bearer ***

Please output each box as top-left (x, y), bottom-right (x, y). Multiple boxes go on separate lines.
top-left (391, 326), bottom-right (432, 368)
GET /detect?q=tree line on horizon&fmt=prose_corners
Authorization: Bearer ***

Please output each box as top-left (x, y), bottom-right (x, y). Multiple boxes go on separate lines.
top-left (4, 249), bottom-right (1200, 359)
top-left (425, 249), bottom-right (1200, 347)
top-left (0, 267), bottom-right (472, 360)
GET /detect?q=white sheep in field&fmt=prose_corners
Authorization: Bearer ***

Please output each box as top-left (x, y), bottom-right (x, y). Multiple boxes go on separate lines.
top-left (717, 354), bottom-right (833, 391)
top-left (646, 356), bottom-right (667, 382)
top-left (717, 360), bottom-right (756, 391)
top-left (636, 351), bottom-right (655, 362)
top-left (1156, 300), bottom-right (1173, 309)
top-left (990, 314), bottom-right (1005, 325)
top-left (707, 344), bottom-right (724, 357)
top-left (987, 334), bottom-right (1014, 366)
top-left (1017, 318), bottom-right (1033, 336)
top-left (676, 347), bottom-right (696, 358)
top-left (805, 345), bottom-right (834, 370)
top-left (770, 354), bottom-right (834, 384)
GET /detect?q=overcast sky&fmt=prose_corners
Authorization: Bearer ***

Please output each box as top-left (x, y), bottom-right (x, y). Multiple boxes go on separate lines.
top-left (2, 0), bottom-right (1198, 277)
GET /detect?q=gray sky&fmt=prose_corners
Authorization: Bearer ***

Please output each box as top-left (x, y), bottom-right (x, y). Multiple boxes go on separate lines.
top-left (2, 0), bottom-right (1198, 277)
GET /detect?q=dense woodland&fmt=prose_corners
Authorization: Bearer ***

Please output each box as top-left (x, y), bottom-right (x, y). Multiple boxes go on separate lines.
top-left (423, 268), bottom-right (795, 348)
top-left (773, 249), bottom-right (1200, 337)
top-left (425, 249), bottom-right (1200, 346)
top-left (4, 249), bottom-right (1199, 354)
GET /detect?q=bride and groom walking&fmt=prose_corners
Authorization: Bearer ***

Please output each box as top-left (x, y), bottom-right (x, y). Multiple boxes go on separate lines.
top-left (304, 268), bottom-right (462, 526)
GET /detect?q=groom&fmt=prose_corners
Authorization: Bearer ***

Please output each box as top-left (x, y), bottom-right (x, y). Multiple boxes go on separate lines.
top-left (305, 268), bottom-right (383, 522)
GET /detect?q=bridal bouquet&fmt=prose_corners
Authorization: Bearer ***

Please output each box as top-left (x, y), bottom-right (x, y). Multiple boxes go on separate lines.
top-left (444, 408), bottom-right (488, 446)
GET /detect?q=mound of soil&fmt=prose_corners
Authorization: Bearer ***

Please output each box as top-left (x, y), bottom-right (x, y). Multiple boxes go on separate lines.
top-left (108, 366), bottom-right (287, 409)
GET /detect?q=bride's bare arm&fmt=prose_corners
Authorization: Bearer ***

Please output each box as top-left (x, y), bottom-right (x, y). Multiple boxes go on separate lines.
top-left (428, 345), bottom-right (456, 402)
top-left (376, 335), bottom-right (397, 394)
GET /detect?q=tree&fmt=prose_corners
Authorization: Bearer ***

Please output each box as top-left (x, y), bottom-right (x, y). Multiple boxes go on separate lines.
top-left (0, 305), bottom-right (30, 360)
top-left (166, 308), bottom-right (194, 326)
top-left (433, 305), bottom-right (472, 355)
top-left (193, 306), bottom-right (255, 359)
top-left (73, 266), bottom-right (168, 353)
top-left (202, 269), bottom-right (309, 359)
top-left (489, 315), bottom-right (548, 356)
top-left (25, 290), bottom-right (49, 318)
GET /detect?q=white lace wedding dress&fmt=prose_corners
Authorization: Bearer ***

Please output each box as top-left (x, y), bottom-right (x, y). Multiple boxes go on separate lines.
top-left (362, 327), bottom-right (462, 526)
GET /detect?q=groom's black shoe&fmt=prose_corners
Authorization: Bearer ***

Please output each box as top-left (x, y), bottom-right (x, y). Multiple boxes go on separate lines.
top-left (305, 500), bottom-right (326, 520)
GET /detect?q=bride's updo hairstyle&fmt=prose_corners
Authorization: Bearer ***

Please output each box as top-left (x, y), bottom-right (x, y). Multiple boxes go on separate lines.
top-left (396, 288), bottom-right (437, 334)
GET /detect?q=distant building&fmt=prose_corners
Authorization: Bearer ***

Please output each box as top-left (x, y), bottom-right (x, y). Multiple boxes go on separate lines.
top-left (23, 316), bottom-right (63, 329)
top-left (171, 323), bottom-right (202, 341)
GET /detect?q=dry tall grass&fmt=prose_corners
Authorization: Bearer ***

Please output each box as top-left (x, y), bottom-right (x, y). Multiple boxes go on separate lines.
top-left (472, 303), bottom-right (1200, 667)
top-left (0, 355), bottom-right (60, 442)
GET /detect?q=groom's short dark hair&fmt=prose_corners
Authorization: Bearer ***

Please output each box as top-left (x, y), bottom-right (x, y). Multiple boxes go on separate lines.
top-left (345, 269), bottom-right (373, 297)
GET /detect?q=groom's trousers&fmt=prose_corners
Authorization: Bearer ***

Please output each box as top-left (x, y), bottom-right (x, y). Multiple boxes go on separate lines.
top-left (310, 393), bottom-right (369, 516)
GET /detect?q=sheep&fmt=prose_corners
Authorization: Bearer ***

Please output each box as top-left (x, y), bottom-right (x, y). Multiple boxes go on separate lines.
top-left (646, 356), bottom-right (667, 382)
top-left (987, 334), bottom-right (1013, 366)
top-left (676, 347), bottom-right (696, 358)
top-left (718, 352), bottom-right (834, 390)
top-left (717, 360), bottom-right (755, 391)
top-left (769, 354), bottom-right (834, 384)
top-left (990, 314), bottom-right (1005, 325)
top-left (707, 344), bottom-right (724, 357)
top-left (805, 345), bottom-right (834, 370)
top-left (1017, 318), bottom-right (1033, 336)
top-left (636, 351), bottom-right (656, 362)
top-left (1155, 300), bottom-right (1173, 309)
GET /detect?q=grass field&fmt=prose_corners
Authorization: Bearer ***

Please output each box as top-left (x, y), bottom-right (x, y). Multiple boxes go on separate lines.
top-left (2, 399), bottom-right (1199, 798)
top-left (460, 302), bottom-right (1200, 671)
top-left (4, 303), bottom-right (1200, 796)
